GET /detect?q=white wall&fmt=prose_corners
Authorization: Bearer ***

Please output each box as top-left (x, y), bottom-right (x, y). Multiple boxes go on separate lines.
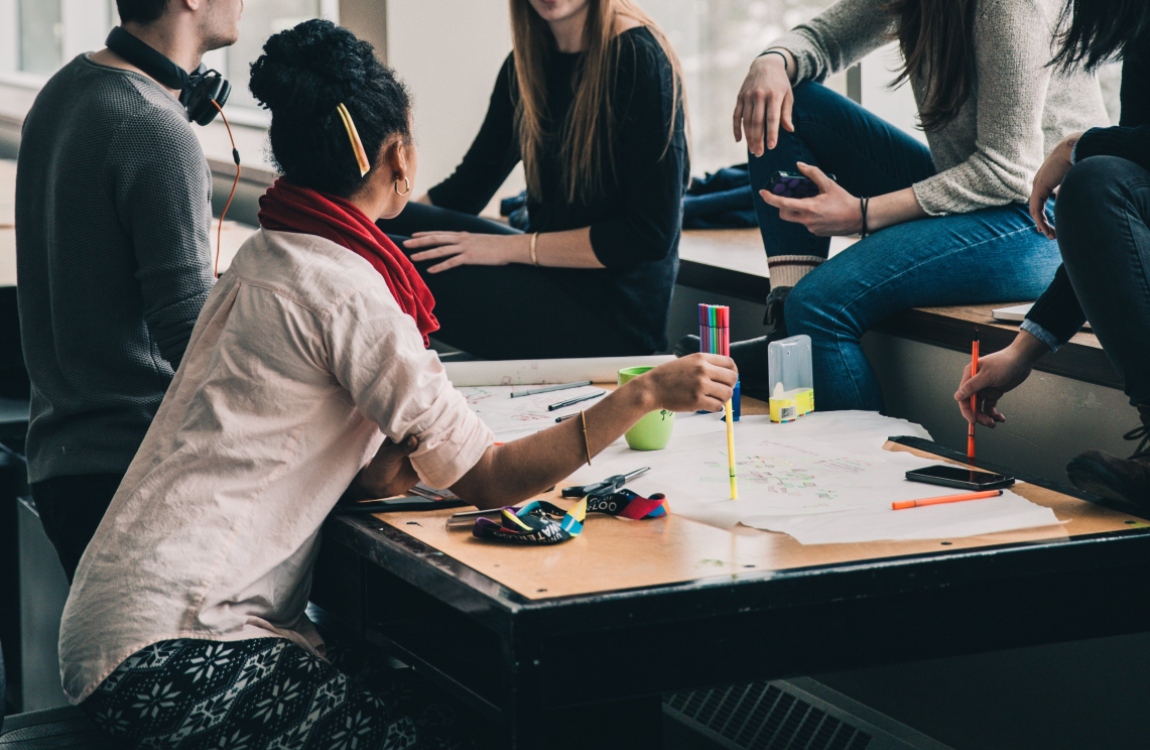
top-left (385, 0), bottom-right (524, 202)
top-left (0, 0), bottom-right (17, 73)
top-left (60, 0), bottom-right (112, 61)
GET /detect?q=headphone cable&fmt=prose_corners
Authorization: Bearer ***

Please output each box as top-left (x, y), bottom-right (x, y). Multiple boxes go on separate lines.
top-left (210, 99), bottom-right (241, 279)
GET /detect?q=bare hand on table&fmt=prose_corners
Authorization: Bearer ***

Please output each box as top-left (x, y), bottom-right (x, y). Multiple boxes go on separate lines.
top-left (758, 162), bottom-right (863, 237)
top-left (733, 52), bottom-right (795, 156)
top-left (406, 232), bottom-right (529, 273)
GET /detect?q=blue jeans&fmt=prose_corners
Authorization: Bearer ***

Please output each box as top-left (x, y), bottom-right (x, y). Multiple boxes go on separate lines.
top-left (748, 82), bottom-right (1062, 411)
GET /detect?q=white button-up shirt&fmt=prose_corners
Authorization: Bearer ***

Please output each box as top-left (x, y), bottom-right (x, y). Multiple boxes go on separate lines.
top-left (59, 228), bottom-right (493, 703)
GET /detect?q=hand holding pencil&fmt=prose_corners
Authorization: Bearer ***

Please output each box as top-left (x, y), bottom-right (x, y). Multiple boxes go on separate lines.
top-left (954, 333), bottom-right (1045, 428)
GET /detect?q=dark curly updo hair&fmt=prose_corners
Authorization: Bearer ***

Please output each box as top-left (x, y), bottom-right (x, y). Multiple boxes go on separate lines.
top-left (249, 19), bottom-right (412, 197)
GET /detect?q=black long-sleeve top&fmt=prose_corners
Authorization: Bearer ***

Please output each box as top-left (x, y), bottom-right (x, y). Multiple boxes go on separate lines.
top-left (427, 27), bottom-right (689, 353)
top-left (1024, 41), bottom-right (1150, 347)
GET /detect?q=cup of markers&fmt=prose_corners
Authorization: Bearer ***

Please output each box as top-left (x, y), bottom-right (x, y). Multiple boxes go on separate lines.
top-left (618, 366), bottom-right (675, 450)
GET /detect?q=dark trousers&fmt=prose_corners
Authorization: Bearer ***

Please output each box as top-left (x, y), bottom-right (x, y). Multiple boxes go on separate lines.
top-left (378, 202), bottom-right (641, 360)
top-left (31, 473), bottom-right (123, 582)
top-left (1056, 156), bottom-right (1150, 408)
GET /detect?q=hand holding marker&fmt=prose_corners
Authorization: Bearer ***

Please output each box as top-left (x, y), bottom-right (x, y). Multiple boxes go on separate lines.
top-left (699, 304), bottom-right (739, 500)
top-left (967, 330), bottom-right (979, 464)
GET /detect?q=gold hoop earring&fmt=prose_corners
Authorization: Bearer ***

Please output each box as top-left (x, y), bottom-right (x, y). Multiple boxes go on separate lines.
top-left (394, 177), bottom-right (411, 196)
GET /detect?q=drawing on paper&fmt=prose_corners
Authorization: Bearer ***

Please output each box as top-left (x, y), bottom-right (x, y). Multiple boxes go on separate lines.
top-left (459, 385), bottom-right (605, 441)
top-left (695, 453), bottom-right (881, 502)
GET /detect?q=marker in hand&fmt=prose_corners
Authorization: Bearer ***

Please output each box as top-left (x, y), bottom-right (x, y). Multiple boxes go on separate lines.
top-left (967, 330), bottom-right (979, 464)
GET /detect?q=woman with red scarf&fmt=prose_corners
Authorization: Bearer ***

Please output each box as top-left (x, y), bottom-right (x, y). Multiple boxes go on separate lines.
top-left (58, 20), bottom-right (735, 750)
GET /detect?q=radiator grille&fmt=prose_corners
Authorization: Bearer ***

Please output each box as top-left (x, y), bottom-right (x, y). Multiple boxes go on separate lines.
top-left (666, 681), bottom-right (874, 750)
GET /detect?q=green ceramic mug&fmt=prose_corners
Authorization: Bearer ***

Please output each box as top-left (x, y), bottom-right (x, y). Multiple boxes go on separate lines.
top-left (618, 366), bottom-right (675, 450)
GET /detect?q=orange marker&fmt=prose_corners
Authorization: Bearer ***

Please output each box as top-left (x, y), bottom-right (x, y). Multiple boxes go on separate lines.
top-left (967, 329), bottom-right (980, 464)
top-left (892, 489), bottom-right (1002, 511)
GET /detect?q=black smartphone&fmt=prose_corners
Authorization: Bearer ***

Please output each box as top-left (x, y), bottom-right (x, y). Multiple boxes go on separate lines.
top-left (905, 465), bottom-right (1015, 491)
top-left (765, 170), bottom-right (836, 199)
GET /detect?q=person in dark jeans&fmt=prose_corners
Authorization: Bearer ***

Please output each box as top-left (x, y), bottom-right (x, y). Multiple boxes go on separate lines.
top-left (376, 0), bottom-right (689, 361)
top-left (955, 2), bottom-right (1150, 506)
top-left (15, 0), bottom-right (241, 580)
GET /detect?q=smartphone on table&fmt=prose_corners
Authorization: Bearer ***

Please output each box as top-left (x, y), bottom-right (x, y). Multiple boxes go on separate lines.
top-left (765, 170), bottom-right (837, 199)
top-left (905, 465), bottom-right (1015, 491)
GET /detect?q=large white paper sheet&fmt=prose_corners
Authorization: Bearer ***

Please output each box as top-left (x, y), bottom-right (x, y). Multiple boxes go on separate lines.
top-left (468, 404), bottom-right (1061, 544)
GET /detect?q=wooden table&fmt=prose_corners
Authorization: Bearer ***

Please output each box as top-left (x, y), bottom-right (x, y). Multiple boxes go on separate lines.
top-left (312, 398), bottom-right (1150, 749)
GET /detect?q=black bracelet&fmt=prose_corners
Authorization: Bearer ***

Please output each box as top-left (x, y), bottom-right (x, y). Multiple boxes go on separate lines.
top-left (859, 196), bottom-right (870, 239)
top-left (758, 49), bottom-right (790, 75)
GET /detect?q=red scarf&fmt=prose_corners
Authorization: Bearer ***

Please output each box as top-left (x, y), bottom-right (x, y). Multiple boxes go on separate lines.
top-left (258, 179), bottom-right (439, 346)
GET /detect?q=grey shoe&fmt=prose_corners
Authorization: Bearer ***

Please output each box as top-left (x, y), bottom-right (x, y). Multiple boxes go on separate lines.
top-left (1066, 408), bottom-right (1150, 511)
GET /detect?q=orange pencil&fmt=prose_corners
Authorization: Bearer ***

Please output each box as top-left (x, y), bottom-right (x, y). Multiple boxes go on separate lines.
top-left (967, 329), bottom-right (980, 464)
top-left (892, 489), bottom-right (1002, 511)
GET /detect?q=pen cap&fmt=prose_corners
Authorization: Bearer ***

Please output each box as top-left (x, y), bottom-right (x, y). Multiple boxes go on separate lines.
top-left (767, 334), bottom-right (813, 393)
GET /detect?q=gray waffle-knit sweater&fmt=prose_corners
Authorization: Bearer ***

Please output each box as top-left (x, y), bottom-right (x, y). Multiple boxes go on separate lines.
top-left (16, 55), bottom-right (214, 484)
top-left (770, 0), bottom-right (1108, 216)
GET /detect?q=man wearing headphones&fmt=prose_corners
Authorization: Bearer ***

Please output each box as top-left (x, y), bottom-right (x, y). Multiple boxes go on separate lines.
top-left (15, 0), bottom-right (242, 580)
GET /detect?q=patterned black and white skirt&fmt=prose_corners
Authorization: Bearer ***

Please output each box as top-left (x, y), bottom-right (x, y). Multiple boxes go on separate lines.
top-left (81, 637), bottom-right (479, 749)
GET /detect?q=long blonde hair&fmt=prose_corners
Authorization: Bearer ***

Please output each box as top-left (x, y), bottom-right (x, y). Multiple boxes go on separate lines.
top-left (509, 0), bottom-right (686, 204)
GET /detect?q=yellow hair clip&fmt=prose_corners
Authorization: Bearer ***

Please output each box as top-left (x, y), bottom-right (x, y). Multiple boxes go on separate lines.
top-left (335, 102), bottom-right (371, 178)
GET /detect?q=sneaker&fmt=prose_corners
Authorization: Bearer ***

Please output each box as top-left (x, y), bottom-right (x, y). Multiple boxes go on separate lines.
top-left (1066, 421), bottom-right (1150, 510)
top-left (672, 334), bottom-right (774, 401)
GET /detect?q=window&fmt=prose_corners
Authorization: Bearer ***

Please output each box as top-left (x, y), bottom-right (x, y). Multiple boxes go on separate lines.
top-left (0, 1), bottom-right (114, 79)
top-left (205, 0), bottom-right (340, 111)
top-left (1, 0), bottom-right (339, 115)
top-left (17, 0), bottom-right (63, 75)
top-left (644, 0), bottom-right (836, 174)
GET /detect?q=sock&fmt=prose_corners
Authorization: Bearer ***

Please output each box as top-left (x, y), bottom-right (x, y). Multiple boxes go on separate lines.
top-left (767, 255), bottom-right (823, 288)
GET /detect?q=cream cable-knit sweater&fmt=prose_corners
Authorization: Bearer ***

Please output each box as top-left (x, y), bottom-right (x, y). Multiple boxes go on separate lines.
top-left (770, 0), bottom-right (1108, 216)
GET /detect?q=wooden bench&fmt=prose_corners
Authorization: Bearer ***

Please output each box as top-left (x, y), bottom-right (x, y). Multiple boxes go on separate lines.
top-left (676, 227), bottom-right (1117, 389)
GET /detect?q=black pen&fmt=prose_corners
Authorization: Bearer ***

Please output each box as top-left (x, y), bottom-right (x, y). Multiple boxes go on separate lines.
top-left (555, 412), bottom-right (580, 423)
top-left (547, 389), bottom-right (605, 411)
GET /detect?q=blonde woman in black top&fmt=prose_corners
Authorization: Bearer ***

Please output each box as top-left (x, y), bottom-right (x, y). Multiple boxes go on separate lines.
top-left (378, 0), bottom-right (688, 360)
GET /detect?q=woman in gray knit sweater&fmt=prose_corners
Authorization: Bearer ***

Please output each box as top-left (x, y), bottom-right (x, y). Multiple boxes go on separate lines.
top-left (713, 0), bottom-right (1107, 411)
